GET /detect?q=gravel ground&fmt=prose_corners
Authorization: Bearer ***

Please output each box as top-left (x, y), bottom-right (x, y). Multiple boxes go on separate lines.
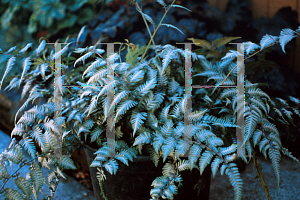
top-left (210, 153), bottom-right (300, 200)
top-left (0, 130), bottom-right (95, 200)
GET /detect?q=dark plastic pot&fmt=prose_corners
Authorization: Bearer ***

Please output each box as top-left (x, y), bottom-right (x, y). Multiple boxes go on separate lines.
top-left (85, 147), bottom-right (211, 200)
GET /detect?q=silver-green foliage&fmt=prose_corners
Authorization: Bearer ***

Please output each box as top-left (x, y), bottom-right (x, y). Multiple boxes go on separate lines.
top-left (0, 2), bottom-right (300, 200)
top-left (0, 40), bottom-right (76, 200)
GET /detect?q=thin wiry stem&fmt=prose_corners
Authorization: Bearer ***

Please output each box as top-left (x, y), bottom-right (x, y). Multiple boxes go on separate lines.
top-left (135, 2), bottom-right (158, 58)
top-left (141, 0), bottom-right (176, 61)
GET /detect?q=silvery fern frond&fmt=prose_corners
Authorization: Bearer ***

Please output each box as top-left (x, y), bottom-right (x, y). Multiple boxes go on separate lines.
top-left (19, 43), bottom-right (32, 54)
top-left (0, 56), bottom-right (16, 90)
top-left (19, 57), bottom-right (31, 88)
top-left (34, 40), bottom-right (46, 55)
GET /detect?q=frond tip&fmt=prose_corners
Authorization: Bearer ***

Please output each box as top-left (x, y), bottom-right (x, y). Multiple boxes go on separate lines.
top-left (0, 56), bottom-right (16, 90)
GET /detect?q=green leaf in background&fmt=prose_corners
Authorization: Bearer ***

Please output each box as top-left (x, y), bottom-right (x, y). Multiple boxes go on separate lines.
top-left (187, 38), bottom-right (212, 49)
top-left (27, 15), bottom-right (38, 34)
top-left (0, 4), bottom-right (20, 30)
top-left (67, 0), bottom-right (90, 12)
top-left (57, 14), bottom-right (77, 30)
top-left (211, 36), bottom-right (241, 48)
top-left (31, 0), bottom-right (66, 28)
top-left (77, 7), bottom-right (94, 25)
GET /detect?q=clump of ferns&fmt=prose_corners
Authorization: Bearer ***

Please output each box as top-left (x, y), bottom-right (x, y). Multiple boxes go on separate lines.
top-left (0, 1), bottom-right (300, 200)
top-left (70, 28), bottom-right (300, 200)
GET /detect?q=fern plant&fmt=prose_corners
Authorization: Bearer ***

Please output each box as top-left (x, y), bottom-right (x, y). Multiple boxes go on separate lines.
top-left (0, 0), bottom-right (300, 200)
